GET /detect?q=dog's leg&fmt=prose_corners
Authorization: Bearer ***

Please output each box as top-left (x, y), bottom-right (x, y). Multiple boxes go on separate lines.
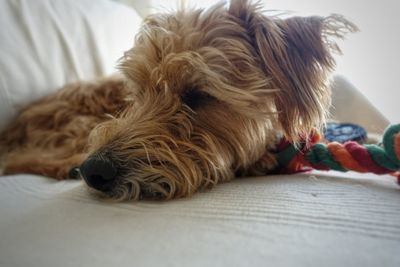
top-left (237, 150), bottom-right (278, 177)
top-left (0, 77), bottom-right (130, 179)
top-left (2, 152), bottom-right (86, 179)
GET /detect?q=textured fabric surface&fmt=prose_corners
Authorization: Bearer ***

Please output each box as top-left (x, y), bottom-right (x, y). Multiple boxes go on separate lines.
top-left (0, 172), bottom-right (399, 267)
top-left (0, 0), bottom-right (141, 131)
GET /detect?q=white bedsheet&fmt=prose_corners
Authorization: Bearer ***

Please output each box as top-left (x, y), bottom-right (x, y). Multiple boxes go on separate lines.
top-left (0, 172), bottom-right (399, 267)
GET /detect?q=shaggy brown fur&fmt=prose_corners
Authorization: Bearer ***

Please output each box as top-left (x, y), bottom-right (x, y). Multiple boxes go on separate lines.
top-left (0, 0), bottom-right (357, 200)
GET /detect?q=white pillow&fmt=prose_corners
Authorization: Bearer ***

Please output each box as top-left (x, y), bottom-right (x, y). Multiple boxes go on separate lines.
top-left (0, 0), bottom-right (142, 130)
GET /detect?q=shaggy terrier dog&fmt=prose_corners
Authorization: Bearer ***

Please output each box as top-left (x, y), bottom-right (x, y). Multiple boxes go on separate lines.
top-left (0, 0), bottom-right (356, 200)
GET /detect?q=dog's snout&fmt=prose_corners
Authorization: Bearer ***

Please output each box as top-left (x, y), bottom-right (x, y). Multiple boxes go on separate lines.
top-left (80, 157), bottom-right (117, 192)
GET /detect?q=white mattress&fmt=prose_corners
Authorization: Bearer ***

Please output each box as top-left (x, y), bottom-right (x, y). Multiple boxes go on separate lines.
top-left (0, 172), bottom-right (399, 267)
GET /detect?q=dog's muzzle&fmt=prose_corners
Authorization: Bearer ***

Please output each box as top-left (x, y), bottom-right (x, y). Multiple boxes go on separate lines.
top-left (80, 157), bottom-right (117, 192)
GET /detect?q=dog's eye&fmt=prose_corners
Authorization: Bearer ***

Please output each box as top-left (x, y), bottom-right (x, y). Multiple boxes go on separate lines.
top-left (181, 90), bottom-right (213, 110)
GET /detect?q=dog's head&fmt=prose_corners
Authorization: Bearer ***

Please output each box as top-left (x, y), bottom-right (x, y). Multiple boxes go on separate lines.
top-left (81, 0), bottom-right (356, 200)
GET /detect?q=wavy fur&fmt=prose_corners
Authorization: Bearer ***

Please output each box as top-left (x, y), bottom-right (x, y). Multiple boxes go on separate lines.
top-left (0, 0), bottom-right (355, 200)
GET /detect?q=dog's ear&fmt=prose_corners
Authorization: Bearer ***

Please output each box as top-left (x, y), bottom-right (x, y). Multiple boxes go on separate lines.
top-left (229, 0), bottom-right (357, 141)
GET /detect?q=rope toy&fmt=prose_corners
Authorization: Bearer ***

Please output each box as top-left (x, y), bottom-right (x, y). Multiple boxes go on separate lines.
top-left (271, 124), bottom-right (400, 184)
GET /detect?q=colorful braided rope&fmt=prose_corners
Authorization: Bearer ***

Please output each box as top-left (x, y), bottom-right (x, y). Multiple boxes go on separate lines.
top-left (273, 124), bottom-right (400, 184)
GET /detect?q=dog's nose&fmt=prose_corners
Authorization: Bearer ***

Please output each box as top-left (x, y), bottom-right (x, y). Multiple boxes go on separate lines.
top-left (80, 157), bottom-right (117, 192)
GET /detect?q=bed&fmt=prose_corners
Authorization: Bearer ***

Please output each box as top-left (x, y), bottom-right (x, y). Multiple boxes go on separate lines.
top-left (0, 1), bottom-right (399, 266)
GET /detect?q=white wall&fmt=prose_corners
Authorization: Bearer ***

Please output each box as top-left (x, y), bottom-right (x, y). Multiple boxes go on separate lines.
top-left (263, 0), bottom-right (399, 123)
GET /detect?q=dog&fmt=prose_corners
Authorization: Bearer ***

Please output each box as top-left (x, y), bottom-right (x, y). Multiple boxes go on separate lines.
top-left (0, 0), bottom-right (357, 200)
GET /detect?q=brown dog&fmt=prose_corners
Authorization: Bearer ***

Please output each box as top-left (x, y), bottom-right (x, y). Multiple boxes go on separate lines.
top-left (0, 0), bottom-right (356, 200)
